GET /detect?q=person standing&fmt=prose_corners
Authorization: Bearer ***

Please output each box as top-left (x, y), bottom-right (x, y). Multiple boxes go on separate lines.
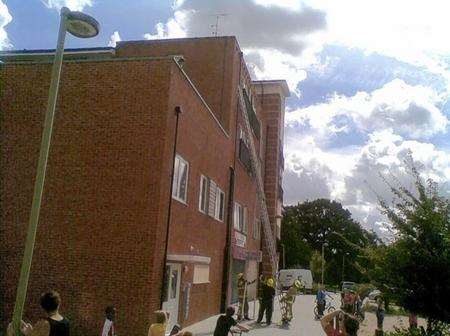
top-left (101, 306), bottom-right (116, 336)
top-left (375, 297), bottom-right (385, 336)
top-left (256, 277), bottom-right (276, 325)
top-left (409, 313), bottom-right (418, 330)
top-left (7, 290), bottom-right (70, 336)
top-left (237, 273), bottom-right (256, 320)
top-left (316, 285), bottom-right (327, 318)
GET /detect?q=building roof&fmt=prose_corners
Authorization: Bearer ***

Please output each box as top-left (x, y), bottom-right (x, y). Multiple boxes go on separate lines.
top-left (252, 79), bottom-right (290, 97)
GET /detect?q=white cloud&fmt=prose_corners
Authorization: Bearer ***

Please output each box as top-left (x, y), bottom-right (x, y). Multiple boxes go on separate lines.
top-left (284, 126), bottom-right (450, 239)
top-left (108, 31), bottom-right (121, 47)
top-left (42, 0), bottom-right (92, 11)
top-left (143, 0), bottom-right (326, 94)
top-left (305, 0), bottom-right (450, 79)
top-left (0, 0), bottom-right (12, 50)
top-left (286, 79), bottom-right (448, 139)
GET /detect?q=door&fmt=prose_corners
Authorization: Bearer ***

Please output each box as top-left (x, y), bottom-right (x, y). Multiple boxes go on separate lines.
top-left (231, 259), bottom-right (246, 303)
top-left (162, 263), bottom-right (181, 333)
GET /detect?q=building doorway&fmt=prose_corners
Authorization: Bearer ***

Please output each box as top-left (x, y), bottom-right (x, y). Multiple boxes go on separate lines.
top-left (231, 259), bottom-right (246, 304)
top-left (162, 263), bottom-right (181, 332)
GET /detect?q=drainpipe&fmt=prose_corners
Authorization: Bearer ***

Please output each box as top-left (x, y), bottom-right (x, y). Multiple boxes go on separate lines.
top-left (160, 105), bottom-right (182, 308)
top-left (221, 167), bottom-right (235, 311)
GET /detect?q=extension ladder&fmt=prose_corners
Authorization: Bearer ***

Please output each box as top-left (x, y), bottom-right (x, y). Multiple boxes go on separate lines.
top-left (237, 87), bottom-right (278, 276)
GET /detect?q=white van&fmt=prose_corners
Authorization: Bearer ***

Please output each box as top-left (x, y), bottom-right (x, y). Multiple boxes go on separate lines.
top-left (278, 269), bottom-right (313, 292)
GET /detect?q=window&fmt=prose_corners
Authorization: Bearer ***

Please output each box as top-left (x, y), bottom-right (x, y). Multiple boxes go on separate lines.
top-left (199, 175), bottom-right (225, 221)
top-left (215, 188), bottom-right (225, 221)
top-left (239, 128), bottom-right (253, 174)
top-left (199, 175), bottom-right (208, 213)
top-left (193, 264), bottom-right (210, 284)
top-left (172, 154), bottom-right (189, 203)
top-left (234, 202), bottom-right (247, 233)
top-left (208, 180), bottom-right (217, 217)
top-left (253, 217), bottom-right (260, 240)
top-left (243, 88), bottom-right (261, 139)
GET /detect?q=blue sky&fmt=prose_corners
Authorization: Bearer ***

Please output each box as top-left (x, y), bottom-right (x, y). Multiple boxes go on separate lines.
top-left (2, 0), bottom-right (450, 239)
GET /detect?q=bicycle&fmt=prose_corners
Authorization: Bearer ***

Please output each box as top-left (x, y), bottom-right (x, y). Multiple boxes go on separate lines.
top-left (314, 300), bottom-right (336, 319)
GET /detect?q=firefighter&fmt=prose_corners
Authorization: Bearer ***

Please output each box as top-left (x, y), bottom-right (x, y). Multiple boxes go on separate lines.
top-left (281, 280), bottom-right (303, 322)
top-left (256, 277), bottom-right (275, 325)
top-left (237, 273), bottom-right (256, 320)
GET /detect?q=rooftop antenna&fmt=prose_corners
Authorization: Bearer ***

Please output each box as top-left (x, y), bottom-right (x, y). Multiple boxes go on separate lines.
top-left (210, 13), bottom-right (229, 36)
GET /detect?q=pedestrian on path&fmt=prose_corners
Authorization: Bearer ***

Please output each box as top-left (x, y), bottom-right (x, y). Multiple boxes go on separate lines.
top-left (237, 273), bottom-right (256, 320)
top-left (321, 309), bottom-right (359, 336)
top-left (213, 306), bottom-right (249, 336)
top-left (375, 297), bottom-right (384, 336)
top-left (408, 313), bottom-right (418, 330)
top-left (148, 311), bottom-right (168, 336)
top-left (316, 285), bottom-right (327, 318)
top-left (7, 290), bottom-right (70, 336)
top-left (101, 306), bottom-right (116, 336)
top-left (256, 277), bottom-right (275, 325)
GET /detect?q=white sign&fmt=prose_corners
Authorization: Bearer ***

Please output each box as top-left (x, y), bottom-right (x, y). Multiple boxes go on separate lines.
top-left (235, 231), bottom-right (247, 248)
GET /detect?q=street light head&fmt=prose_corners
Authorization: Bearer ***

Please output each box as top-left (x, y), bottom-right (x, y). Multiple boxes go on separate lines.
top-left (64, 8), bottom-right (100, 38)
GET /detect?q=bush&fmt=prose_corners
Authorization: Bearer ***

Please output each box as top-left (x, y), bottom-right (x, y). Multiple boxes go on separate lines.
top-left (385, 323), bottom-right (450, 336)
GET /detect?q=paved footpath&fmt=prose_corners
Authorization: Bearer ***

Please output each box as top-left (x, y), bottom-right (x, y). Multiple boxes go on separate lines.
top-left (183, 294), bottom-right (425, 336)
top-left (184, 294), bottom-right (329, 336)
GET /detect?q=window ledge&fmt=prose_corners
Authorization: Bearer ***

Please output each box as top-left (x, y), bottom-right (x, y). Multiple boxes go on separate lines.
top-left (172, 195), bottom-right (188, 206)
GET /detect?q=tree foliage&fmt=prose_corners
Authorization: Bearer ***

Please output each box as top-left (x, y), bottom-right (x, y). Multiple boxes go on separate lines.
top-left (309, 250), bottom-right (324, 283)
top-left (370, 164), bottom-right (450, 325)
top-left (281, 199), bottom-right (379, 285)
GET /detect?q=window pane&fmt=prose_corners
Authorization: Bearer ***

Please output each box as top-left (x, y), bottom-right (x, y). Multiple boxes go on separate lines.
top-left (234, 203), bottom-right (239, 229)
top-left (239, 205), bottom-right (244, 232)
top-left (170, 269), bottom-right (178, 299)
top-left (179, 161), bottom-right (188, 201)
top-left (162, 266), bottom-right (170, 302)
top-left (199, 176), bottom-right (207, 212)
top-left (172, 157), bottom-right (180, 197)
top-left (219, 191), bottom-right (225, 220)
top-left (208, 180), bottom-right (217, 217)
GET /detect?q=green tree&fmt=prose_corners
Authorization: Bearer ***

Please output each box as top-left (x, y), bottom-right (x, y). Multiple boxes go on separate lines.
top-left (371, 164), bottom-right (450, 328)
top-left (281, 199), bottom-right (379, 285)
top-left (309, 250), bottom-right (324, 283)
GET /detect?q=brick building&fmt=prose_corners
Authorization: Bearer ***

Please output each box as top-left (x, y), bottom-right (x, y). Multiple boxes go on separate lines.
top-left (0, 37), bottom-right (289, 335)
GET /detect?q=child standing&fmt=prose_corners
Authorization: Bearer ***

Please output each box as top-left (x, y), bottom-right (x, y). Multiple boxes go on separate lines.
top-left (101, 306), bottom-right (116, 336)
top-left (148, 311), bottom-right (168, 336)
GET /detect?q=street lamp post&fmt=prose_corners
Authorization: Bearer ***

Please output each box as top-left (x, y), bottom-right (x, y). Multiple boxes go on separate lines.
top-left (11, 7), bottom-right (99, 335)
top-left (321, 242), bottom-right (327, 286)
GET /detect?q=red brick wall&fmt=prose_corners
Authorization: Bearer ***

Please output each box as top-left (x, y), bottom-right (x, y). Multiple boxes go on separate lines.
top-left (163, 65), bottom-right (234, 325)
top-left (0, 59), bottom-right (175, 336)
top-left (258, 93), bottom-right (283, 275)
top-left (116, 37), bottom-right (241, 134)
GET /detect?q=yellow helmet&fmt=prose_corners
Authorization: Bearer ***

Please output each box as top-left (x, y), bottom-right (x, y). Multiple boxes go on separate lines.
top-left (237, 273), bottom-right (244, 279)
top-left (267, 278), bottom-right (275, 287)
top-left (294, 280), bottom-right (302, 289)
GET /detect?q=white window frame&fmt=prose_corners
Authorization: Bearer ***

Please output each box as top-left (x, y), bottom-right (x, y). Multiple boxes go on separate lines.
top-left (234, 202), bottom-right (247, 233)
top-left (199, 175), bottom-right (208, 213)
top-left (215, 188), bottom-right (225, 222)
top-left (172, 154), bottom-right (189, 203)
